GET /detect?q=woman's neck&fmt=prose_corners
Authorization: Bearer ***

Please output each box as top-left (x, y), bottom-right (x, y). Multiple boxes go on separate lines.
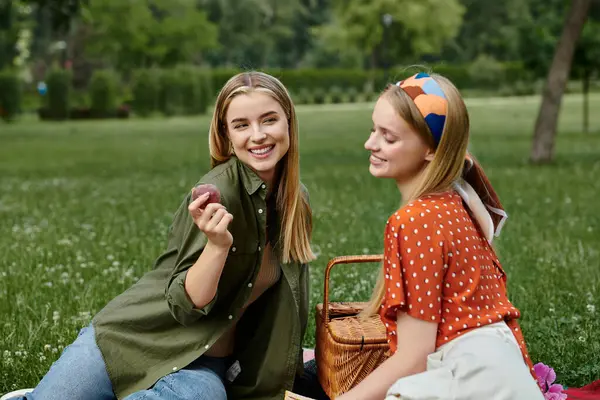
top-left (396, 174), bottom-right (425, 205)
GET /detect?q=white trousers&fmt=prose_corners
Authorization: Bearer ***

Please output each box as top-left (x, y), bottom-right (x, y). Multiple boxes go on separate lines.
top-left (385, 322), bottom-right (544, 400)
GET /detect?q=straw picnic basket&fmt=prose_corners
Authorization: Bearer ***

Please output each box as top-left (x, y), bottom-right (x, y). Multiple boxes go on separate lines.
top-left (315, 255), bottom-right (391, 398)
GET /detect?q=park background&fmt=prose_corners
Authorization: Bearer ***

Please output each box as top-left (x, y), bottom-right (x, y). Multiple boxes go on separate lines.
top-left (1, 0), bottom-right (599, 394)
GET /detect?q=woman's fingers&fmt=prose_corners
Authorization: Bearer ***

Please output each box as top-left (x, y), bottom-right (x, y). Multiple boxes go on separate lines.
top-left (204, 208), bottom-right (228, 232)
top-left (193, 203), bottom-right (226, 228)
top-left (214, 212), bottom-right (234, 233)
top-left (188, 192), bottom-right (210, 212)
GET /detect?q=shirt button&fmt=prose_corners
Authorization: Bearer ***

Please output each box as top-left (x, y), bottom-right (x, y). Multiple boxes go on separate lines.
top-left (258, 208), bottom-right (263, 214)
top-left (231, 246), bottom-right (236, 252)
top-left (258, 246), bottom-right (261, 251)
top-left (204, 344), bottom-right (210, 349)
top-left (248, 282), bottom-right (253, 288)
top-left (172, 367), bottom-right (178, 371)
top-left (228, 315), bottom-right (233, 320)
top-left (261, 184), bottom-right (266, 189)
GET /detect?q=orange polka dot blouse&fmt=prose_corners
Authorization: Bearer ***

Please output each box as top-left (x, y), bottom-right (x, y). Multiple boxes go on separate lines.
top-left (379, 191), bottom-right (537, 379)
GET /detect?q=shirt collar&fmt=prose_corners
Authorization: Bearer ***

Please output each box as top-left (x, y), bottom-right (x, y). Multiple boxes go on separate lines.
top-left (235, 157), bottom-right (265, 195)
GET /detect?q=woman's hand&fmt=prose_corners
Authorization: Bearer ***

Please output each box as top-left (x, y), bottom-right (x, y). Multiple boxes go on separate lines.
top-left (188, 192), bottom-right (233, 250)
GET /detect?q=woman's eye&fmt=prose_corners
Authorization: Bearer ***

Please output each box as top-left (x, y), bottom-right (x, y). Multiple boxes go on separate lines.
top-left (234, 123), bottom-right (248, 129)
top-left (264, 117), bottom-right (277, 124)
top-left (383, 133), bottom-right (395, 144)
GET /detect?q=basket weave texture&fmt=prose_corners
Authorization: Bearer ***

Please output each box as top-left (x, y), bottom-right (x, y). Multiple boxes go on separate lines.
top-left (315, 255), bottom-right (391, 397)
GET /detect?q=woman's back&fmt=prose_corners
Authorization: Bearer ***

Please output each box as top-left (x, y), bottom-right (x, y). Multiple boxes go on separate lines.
top-left (379, 191), bottom-right (535, 377)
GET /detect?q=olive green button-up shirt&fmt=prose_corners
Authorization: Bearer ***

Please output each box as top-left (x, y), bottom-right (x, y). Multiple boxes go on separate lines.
top-left (92, 156), bottom-right (310, 399)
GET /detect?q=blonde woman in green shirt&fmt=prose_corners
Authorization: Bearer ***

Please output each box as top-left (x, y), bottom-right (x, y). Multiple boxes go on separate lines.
top-left (6, 72), bottom-right (327, 400)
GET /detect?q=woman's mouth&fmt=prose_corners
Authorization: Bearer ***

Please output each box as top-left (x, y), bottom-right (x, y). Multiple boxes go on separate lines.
top-left (369, 154), bottom-right (386, 165)
top-left (249, 145), bottom-right (275, 159)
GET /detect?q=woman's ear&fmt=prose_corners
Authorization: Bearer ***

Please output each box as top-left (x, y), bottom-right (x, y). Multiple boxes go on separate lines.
top-left (424, 148), bottom-right (435, 162)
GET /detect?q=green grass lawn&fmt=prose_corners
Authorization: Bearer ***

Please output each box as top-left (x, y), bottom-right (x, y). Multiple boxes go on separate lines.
top-left (1, 93), bottom-right (599, 392)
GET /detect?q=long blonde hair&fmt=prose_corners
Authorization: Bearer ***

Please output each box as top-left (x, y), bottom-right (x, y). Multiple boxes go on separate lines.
top-left (208, 71), bottom-right (315, 265)
top-left (362, 73), bottom-right (471, 316)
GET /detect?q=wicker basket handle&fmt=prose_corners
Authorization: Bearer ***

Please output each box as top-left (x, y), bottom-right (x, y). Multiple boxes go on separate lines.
top-left (322, 254), bottom-right (384, 324)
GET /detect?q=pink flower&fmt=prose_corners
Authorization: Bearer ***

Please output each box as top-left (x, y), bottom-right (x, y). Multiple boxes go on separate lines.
top-left (544, 384), bottom-right (567, 400)
top-left (534, 363), bottom-right (567, 400)
top-left (534, 362), bottom-right (557, 389)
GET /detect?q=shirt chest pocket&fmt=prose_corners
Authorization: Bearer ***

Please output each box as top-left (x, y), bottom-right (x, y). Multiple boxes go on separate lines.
top-left (216, 239), bottom-right (261, 300)
top-left (228, 239), bottom-right (261, 256)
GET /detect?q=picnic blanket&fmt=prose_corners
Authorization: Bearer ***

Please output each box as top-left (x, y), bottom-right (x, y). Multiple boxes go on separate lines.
top-left (565, 381), bottom-right (600, 399)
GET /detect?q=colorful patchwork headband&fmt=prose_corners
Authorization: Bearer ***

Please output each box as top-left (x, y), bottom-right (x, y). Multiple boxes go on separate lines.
top-left (396, 72), bottom-right (448, 146)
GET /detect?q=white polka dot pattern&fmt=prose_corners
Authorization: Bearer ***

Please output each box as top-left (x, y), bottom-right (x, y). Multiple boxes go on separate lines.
top-left (378, 191), bottom-right (538, 378)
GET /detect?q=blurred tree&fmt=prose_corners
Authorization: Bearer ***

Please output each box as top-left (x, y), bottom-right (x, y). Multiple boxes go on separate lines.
top-left (530, 0), bottom-right (591, 163)
top-left (0, 0), bottom-right (18, 70)
top-left (440, 0), bottom-right (529, 63)
top-left (201, 0), bottom-right (305, 68)
top-left (273, 0), bottom-right (331, 68)
top-left (573, 2), bottom-right (600, 133)
top-left (22, 0), bottom-right (85, 33)
top-left (82, 0), bottom-right (217, 72)
top-left (517, 0), bottom-right (570, 77)
top-left (313, 0), bottom-right (465, 69)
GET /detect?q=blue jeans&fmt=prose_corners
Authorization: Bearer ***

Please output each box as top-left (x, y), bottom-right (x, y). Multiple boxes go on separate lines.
top-left (18, 324), bottom-right (228, 400)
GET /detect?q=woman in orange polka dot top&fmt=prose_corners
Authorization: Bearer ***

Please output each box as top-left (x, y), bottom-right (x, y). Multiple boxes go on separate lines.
top-left (336, 73), bottom-right (544, 400)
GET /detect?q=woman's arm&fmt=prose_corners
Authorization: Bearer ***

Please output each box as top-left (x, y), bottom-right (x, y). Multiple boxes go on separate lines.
top-left (336, 313), bottom-right (438, 400)
top-left (183, 193), bottom-right (234, 309)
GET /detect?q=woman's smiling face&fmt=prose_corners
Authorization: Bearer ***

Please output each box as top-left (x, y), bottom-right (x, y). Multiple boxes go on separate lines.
top-left (225, 91), bottom-right (290, 185)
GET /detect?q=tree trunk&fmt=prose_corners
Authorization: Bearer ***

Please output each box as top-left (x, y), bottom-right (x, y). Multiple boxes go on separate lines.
top-left (530, 0), bottom-right (591, 163)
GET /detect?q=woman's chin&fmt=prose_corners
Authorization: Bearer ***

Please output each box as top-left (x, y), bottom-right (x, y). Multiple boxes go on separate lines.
top-left (369, 164), bottom-right (388, 178)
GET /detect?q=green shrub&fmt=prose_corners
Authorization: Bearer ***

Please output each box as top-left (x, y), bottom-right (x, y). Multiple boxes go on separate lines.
top-left (428, 64), bottom-right (471, 89)
top-left (313, 87), bottom-right (327, 104)
top-left (346, 87), bottom-right (359, 103)
top-left (296, 87), bottom-right (314, 105)
top-left (198, 70), bottom-right (213, 114)
top-left (211, 68), bottom-right (241, 95)
top-left (209, 68), bottom-right (369, 96)
top-left (159, 69), bottom-right (188, 116)
top-left (0, 69), bottom-right (22, 122)
top-left (90, 69), bottom-right (119, 117)
top-left (363, 90), bottom-right (379, 102)
top-left (467, 55), bottom-right (505, 89)
top-left (45, 67), bottom-right (72, 120)
top-left (328, 86), bottom-right (344, 104)
top-left (175, 65), bottom-right (202, 115)
top-left (132, 69), bottom-right (160, 117)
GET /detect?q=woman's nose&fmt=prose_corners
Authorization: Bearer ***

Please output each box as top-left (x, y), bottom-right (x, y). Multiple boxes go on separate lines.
top-left (365, 132), bottom-right (378, 151)
top-left (250, 123), bottom-right (267, 141)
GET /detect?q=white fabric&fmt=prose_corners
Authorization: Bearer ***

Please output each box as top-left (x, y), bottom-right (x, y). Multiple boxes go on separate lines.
top-left (384, 322), bottom-right (543, 400)
top-left (453, 179), bottom-right (508, 243)
top-left (1, 389), bottom-right (33, 400)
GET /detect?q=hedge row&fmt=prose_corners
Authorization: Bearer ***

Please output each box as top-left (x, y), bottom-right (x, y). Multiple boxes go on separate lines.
top-left (0, 69), bottom-right (22, 122)
top-left (209, 61), bottom-right (535, 97)
top-left (132, 66), bottom-right (212, 117)
top-left (37, 66), bottom-right (213, 120)
top-left (2, 60), bottom-right (586, 122)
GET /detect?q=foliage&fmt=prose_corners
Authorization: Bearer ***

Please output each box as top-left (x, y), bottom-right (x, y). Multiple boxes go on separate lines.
top-left (314, 0), bottom-right (465, 68)
top-left (132, 69), bottom-right (160, 118)
top-left (0, 69), bottom-right (22, 122)
top-left (81, 0), bottom-right (218, 71)
top-left (45, 67), bottom-right (71, 120)
top-left (89, 69), bottom-right (119, 117)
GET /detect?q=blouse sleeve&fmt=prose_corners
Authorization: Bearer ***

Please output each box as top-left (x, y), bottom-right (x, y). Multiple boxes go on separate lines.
top-left (382, 210), bottom-right (448, 323)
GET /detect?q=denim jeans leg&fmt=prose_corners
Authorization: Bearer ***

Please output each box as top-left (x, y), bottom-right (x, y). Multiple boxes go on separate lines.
top-left (22, 323), bottom-right (115, 400)
top-left (123, 356), bottom-right (228, 400)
